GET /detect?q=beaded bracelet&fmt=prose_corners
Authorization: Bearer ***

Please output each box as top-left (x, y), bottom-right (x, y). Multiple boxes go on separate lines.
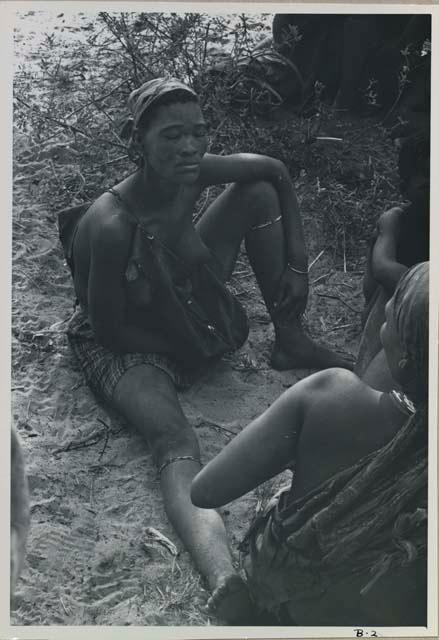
top-left (288, 263), bottom-right (309, 275)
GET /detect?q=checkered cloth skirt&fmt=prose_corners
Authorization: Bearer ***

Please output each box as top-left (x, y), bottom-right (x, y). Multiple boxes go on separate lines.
top-left (67, 307), bottom-right (195, 403)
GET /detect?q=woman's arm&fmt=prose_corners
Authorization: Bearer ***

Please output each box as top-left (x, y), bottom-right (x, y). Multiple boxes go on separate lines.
top-left (372, 207), bottom-right (408, 295)
top-left (191, 369), bottom-right (383, 510)
top-left (199, 153), bottom-right (307, 269)
top-left (88, 213), bottom-right (172, 355)
top-left (191, 374), bottom-right (317, 509)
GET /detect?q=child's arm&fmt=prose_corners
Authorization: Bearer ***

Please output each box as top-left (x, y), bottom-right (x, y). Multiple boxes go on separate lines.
top-left (191, 374), bottom-right (318, 509)
top-left (371, 207), bottom-right (408, 296)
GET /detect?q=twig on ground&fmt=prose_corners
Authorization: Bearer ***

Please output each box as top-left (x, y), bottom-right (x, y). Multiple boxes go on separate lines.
top-left (316, 292), bottom-right (361, 314)
top-left (311, 271), bottom-right (333, 285)
top-left (326, 322), bottom-right (355, 333)
top-left (60, 596), bottom-right (70, 616)
top-left (144, 527), bottom-right (179, 557)
top-left (193, 415), bottom-right (240, 437)
top-left (315, 136), bottom-right (343, 143)
top-left (197, 422), bottom-right (237, 438)
top-left (308, 249), bottom-right (325, 271)
top-left (97, 418), bottom-right (111, 461)
top-left (53, 427), bottom-right (107, 454)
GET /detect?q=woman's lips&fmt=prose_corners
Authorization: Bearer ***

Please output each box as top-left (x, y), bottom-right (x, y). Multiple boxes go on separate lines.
top-left (177, 163), bottom-right (199, 171)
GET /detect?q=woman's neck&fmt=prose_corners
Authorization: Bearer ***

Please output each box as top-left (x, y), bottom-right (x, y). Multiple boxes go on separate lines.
top-left (134, 165), bottom-right (180, 206)
top-left (379, 390), bottom-right (413, 438)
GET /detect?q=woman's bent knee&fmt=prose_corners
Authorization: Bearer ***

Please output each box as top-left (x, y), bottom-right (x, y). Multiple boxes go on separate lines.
top-left (232, 180), bottom-right (278, 208)
top-left (151, 422), bottom-right (200, 469)
top-left (232, 181), bottom-right (280, 229)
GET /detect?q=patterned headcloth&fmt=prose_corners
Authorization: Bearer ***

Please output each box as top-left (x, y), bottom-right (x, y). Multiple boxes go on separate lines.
top-left (122, 77), bottom-right (198, 164)
top-left (392, 262), bottom-right (429, 405)
top-left (128, 77), bottom-right (197, 132)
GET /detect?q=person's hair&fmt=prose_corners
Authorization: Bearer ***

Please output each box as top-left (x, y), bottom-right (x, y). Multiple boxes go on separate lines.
top-left (137, 89), bottom-right (199, 133)
top-left (392, 262), bottom-right (429, 407)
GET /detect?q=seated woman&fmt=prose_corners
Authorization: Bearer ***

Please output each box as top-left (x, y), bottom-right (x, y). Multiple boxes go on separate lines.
top-left (192, 262), bottom-right (428, 626)
top-left (58, 77), bottom-right (350, 622)
top-left (356, 130), bottom-right (429, 390)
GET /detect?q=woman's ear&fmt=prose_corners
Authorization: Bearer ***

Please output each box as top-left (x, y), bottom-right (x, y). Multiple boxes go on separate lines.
top-left (398, 357), bottom-right (408, 371)
top-left (398, 355), bottom-right (415, 384)
top-left (127, 127), bottom-right (144, 166)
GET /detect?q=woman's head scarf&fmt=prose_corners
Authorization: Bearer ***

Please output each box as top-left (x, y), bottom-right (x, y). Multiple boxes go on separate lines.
top-left (121, 78), bottom-right (198, 164)
top-left (392, 261), bottom-right (429, 404)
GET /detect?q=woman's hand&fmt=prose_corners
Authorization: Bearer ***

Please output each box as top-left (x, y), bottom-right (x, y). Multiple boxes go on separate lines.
top-left (273, 268), bottom-right (309, 317)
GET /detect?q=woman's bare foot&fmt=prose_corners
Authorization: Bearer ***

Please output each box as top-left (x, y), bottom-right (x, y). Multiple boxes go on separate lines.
top-left (271, 326), bottom-right (354, 371)
top-left (207, 572), bottom-right (255, 624)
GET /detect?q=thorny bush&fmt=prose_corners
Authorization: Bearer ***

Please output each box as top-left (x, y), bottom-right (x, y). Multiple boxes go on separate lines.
top-left (13, 11), bottom-right (401, 264)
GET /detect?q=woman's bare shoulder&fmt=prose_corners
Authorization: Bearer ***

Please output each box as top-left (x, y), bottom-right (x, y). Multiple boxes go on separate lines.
top-left (83, 192), bottom-right (132, 250)
top-left (299, 367), bottom-right (379, 411)
top-left (302, 367), bottom-right (370, 392)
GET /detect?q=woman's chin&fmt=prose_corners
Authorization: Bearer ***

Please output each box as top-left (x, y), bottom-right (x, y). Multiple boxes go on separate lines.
top-left (174, 171), bottom-right (200, 185)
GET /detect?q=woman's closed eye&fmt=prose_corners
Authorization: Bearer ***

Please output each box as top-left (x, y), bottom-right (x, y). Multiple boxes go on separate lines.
top-left (162, 126), bottom-right (207, 141)
top-left (162, 128), bottom-right (182, 141)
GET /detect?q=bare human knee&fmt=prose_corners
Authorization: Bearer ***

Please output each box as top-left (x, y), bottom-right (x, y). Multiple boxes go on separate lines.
top-left (230, 180), bottom-right (280, 228)
top-left (112, 364), bottom-right (200, 469)
top-left (151, 420), bottom-right (200, 470)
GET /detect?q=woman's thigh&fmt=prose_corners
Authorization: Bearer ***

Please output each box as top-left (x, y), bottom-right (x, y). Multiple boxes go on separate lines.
top-left (196, 185), bottom-right (246, 280)
top-left (112, 364), bottom-right (199, 464)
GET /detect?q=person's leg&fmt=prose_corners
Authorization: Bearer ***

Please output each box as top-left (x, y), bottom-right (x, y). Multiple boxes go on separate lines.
top-left (197, 181), bottom-right (353, 370)
top-left (112, 364), bottom-right (253, 622)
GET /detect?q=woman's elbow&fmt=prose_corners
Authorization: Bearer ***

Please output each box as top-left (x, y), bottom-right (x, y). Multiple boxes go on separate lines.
top-left (269, 158), bottom-right (288, 180)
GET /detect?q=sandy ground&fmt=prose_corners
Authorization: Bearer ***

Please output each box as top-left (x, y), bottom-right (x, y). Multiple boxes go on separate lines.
top-left (11, 134), bottom-right (363, 625)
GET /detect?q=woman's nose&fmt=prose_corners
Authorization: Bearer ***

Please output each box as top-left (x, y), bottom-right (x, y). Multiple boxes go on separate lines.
top-left (180, 135), bottom-right (198, 155)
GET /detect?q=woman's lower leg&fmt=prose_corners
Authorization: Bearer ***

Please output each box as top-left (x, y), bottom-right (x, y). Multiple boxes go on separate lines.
top-left (241, 183), bottom-right (354, 370)
top-left (155, 448), bottom-right (254, 622)
top-left (160, 459), bottom-right (235, 590)
top-left (112, 366), bottom-right (252, 621)
top-left (198, 180), bottom-right (353, 370)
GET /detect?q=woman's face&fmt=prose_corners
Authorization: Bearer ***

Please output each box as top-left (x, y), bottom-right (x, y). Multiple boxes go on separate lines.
top-left (380, 297), bottom-right (408, 384)
top-left (138, 101), bottom-right (208, 184)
